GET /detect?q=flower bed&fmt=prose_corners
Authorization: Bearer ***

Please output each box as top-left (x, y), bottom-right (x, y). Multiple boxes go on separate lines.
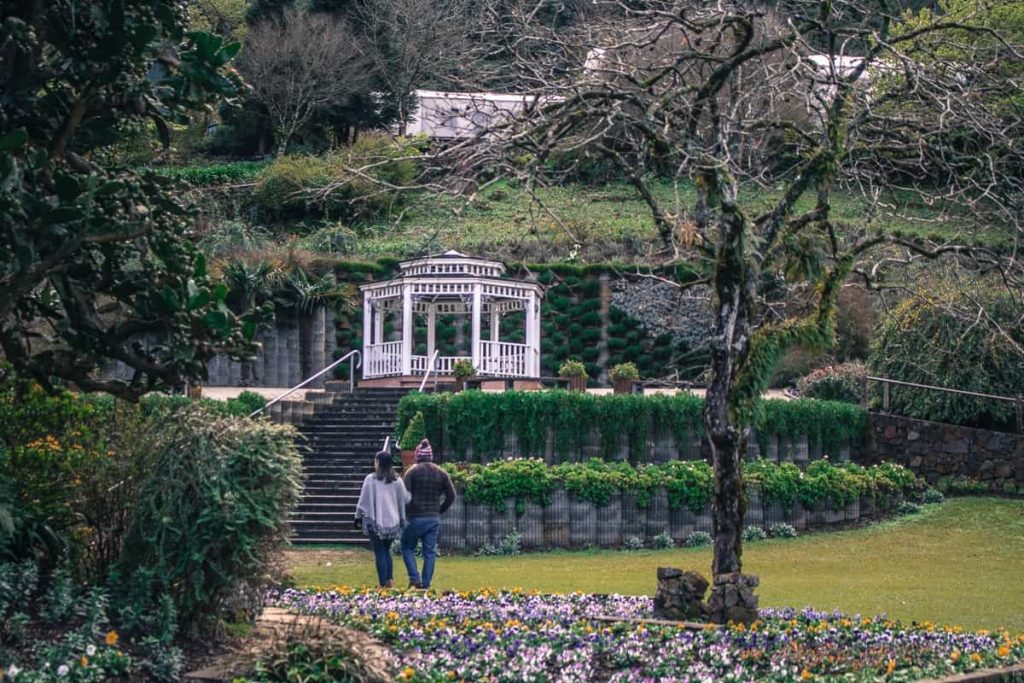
top-left (270, 588), bottom-right (1024, 682)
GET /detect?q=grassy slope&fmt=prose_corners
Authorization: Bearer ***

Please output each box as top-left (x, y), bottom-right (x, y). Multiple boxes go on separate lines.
top-left (348, 179), bottom-right (1001, 262)
top-left (286, 498), bottom-right (1024, 631)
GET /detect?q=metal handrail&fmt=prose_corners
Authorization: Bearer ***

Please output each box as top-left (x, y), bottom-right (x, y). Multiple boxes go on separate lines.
top-left (865, 375), bottom-right (1023, 433)
top-left (250, 349), bottom-right (362, 417)
top-left (865, 375), bottom-right (1019, 403)
top-left (418, 349), bottom-right (441, 393)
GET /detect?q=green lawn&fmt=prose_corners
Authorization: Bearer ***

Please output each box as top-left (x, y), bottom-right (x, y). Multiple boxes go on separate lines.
top-left (285, 497), bottom-right (1024, 632)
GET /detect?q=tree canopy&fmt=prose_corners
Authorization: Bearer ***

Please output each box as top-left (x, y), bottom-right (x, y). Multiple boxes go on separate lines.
top-left (0, 0), bottom-right (268, 398)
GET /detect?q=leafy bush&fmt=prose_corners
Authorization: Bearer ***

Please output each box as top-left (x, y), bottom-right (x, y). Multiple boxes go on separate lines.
top-left (796, 362), bottom-right (866, 403)
top-left (767, 523), bottom-right (798, 539)
top-left (622, 535), bottom-right (644, 551)
top-left (397, 391), bottom-right (864, 465)
top-left (869, 289), bottom-right (1024, 430)
top-left (936, 476), bottom-right (990, 496)
top-left (113, 409), bottom-right (301, 634)
top-left (452, 360), bottom-right (476, 379)
top-left (742, 526), bottom-right (768, 542)
top-left (684, 531), bottom-right (713, 547)
top-left (609, 362), bottom-right (640, 381)
top-left (651, 531), bottom-right (675, 549)
top-left (895, 501), bottom-right (923, 516)
top-left (922, 488), bottom-right (945, 505)
top-left (253, 136), bottom-right (423, 223)
top-left (399, 412), bottom-right (427, 450)
top-left (244, 629), bottom-right (395, 683)
top-left (558, 359), bottom-right (588, 378)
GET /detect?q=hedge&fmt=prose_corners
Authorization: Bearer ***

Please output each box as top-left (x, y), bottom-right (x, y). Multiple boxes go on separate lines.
top-left (442, 458), bottom-right (918, 513)
top-left (398, 392), bottom-right (867, 463)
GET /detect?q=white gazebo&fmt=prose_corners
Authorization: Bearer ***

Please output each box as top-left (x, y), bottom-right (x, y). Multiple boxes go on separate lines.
top-left (360, 252), bottom-right (544, 380)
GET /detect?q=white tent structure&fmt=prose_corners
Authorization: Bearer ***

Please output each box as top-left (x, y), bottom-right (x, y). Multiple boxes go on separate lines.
top-left (360, 252), bottom-right (543, 380)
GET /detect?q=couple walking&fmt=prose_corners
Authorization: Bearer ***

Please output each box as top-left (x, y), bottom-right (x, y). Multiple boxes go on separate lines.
top-left (354, 439), bottom-right (455, 589)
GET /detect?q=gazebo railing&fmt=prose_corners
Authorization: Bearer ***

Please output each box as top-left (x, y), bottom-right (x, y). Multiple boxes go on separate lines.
top-left (366, 341), bottom-right (402, 377)
top-left (479, 341), bottom-right (529, 377)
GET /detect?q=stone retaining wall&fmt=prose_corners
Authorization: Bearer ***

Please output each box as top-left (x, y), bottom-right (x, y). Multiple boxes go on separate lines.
top-left (439, 487), bottom-right (905, 552)
top-left (865, 413), bottom-right (1023, 489)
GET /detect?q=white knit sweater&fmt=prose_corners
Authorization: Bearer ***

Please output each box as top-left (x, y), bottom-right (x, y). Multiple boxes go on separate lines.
top-left (355, 474), bottom-right (412, 539)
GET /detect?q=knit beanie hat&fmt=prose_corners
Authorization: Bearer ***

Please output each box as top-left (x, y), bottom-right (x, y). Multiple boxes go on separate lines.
top-left (415, 439), bottom-right (433, 463)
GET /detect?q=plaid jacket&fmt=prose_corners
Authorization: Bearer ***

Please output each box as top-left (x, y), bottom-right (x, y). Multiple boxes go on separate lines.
top-left (404, 462), bottom-right (456, 518)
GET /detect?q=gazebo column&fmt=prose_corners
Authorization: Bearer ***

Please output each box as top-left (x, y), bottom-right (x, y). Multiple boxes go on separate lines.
top-left (427, 304), bottom-right (436, 359)
top-left (526, 292), bottom-right (541, 376)
top-left (373, 303), bottom-right (383, 345)
top-left (471, 284), bottom-right (482, 371)
top-left (401, 285), bottom-right (413, 375)
top-left (490, 307), bottom-right (501, 343)
top-left (362, 294), bottom-right (372, 377)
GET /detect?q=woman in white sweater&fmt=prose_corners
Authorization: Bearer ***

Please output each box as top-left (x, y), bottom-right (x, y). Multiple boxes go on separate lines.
top-left (354, 450), bottom-right (412, 587)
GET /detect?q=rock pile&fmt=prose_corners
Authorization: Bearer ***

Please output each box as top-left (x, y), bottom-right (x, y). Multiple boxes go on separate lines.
top-left (652, 567), bottom-right (709, 621)
top-left (707, 573), bottom-right (760, 625)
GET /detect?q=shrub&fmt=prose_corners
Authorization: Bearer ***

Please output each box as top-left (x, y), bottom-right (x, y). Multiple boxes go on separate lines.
top-left (558, 359), bottom-right (588, 378)
top-left (114, 409), bottom-right (302, 634)
top-left (767, 523), bottom-right (798, 539)
top-left (651, 531), bottom-right (675, 549)
top-left (895, 501), bottom-right (923, 516)
top-left (253, 136), bottom-right (423, 223)
top-left (922, 488), bottom-right (945, 505)
top-left (684, 531), bottom-right (712, 547)
top-left (622, 535), bottom-right (644, 551)
top-left (869, 289), bottom-right (1024, 430)
top-left (609, 362), bottom-right (640, 382)
top-left (246, 630), bottom-right (395, 683)
top-left (796, 362), bottom-right (867, 404)
top-left (153, 161), bottom-right (269, 186)
top-left (452, 360), bottom-right (476, 379)
top-left (399, 412), bottom-right (427, 451)
top-left (742, 526), bottom-right (768, 542)
top-left (229, 390), bottom-right (269, 417)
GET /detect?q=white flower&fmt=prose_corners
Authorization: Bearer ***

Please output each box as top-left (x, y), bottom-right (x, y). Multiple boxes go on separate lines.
top-left (86, 644), bottom-right (96, 656)
top-left (57, 664), bottom-right (70, 677)
top-left (7, 664), bottom-right (22, 679)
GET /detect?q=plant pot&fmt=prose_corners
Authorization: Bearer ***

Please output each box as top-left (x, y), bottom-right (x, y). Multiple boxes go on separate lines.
top-left (401, 449), bottom-right (417, 472)
top-left (568, 376), bottom-right (587, 392)
top-left (612, 378), bottom-right (634, 395)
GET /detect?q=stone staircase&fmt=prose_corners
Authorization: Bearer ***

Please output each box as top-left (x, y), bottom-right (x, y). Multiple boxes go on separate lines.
top-left (273, 384), bottom-right (409, 545)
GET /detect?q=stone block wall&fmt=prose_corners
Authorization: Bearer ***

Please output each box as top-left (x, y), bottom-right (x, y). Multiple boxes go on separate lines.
top-left (865, 413), bottom-right (1023, 488)
top-left (439, 487), bottom-right (905, 552)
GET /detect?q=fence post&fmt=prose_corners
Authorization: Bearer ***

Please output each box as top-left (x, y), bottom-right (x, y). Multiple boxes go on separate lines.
top-left (883, 382), bottom-right (890, 413)
top-left (1016, 395), bottom-right (1023, 434)
top-left (861, 375), bottom-right (869, 408)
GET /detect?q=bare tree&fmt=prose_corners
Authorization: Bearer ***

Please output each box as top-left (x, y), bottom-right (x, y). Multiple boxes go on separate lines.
top-left (437, 0), bottom-right (1023, 618)
top-left (353, 0), bottom-right (473, 135)
top-left (239, 9), bottom-right (371, 155)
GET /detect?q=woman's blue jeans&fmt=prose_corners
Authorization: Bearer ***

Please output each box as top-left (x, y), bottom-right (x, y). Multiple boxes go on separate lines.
top-left (368, 531), bottom-right (394, 586)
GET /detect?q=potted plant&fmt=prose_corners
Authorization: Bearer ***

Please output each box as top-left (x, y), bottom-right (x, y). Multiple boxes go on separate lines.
top-left (451, 359), bottom-right (476, 393)
top-left (610, 362), bottom-right (640, 395)
top-left (399, 411), bottom-right (426, 472)
top-left (558, 359), bottom-right (589, 392)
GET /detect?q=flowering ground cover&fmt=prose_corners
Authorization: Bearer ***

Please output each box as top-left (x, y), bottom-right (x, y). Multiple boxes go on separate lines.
top-left (270, 587), bottom-right (1024, 682)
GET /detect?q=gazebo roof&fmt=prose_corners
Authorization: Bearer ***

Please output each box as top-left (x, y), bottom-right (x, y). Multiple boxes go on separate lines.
top-left (397, 250), bottom-right (506, 278)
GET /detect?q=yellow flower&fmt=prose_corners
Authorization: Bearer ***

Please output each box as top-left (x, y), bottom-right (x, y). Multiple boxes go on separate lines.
top-left (105, 630), bottom-right (119, 646)
top-left (800, 669), bottom-right (812, 680)
top-left (81, 656), bottom-right (89, 667)
top-left (401, 666), bottom-right (415, 680)
top-left (950, 649), bottom-right (961, 663)
top-left (970, 653), bottom-right (983, 664)
top-left (885, 659), bottom-right (896, 675)
top-left (997, 646), bottom-right (1010, 658)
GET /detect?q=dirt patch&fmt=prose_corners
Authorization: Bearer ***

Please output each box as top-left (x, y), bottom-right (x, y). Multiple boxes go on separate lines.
top-left (283, 548), bottom-right (366, 566)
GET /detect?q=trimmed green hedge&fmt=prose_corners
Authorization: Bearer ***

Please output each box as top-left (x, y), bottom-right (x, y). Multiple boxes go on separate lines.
top-left (442, 458), bottom-right (918, 512)
top-left (398, 392), bottom-right (867, 463)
